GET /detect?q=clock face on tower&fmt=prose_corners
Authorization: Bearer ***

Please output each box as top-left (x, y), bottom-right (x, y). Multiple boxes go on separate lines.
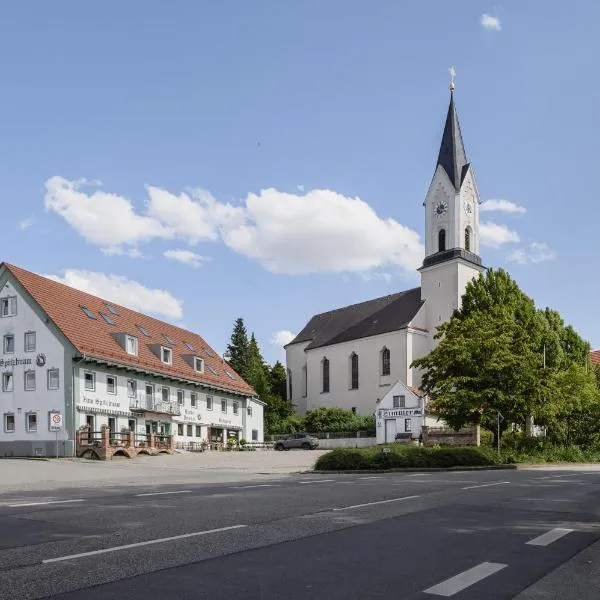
top-left (464, 201), bottom-right (473, 216)
top-left (434, 201), bottom-right (448, 217)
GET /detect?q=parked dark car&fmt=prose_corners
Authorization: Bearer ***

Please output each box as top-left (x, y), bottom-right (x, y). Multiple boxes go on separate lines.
top-left (274, 433), bottom-right (319, 450)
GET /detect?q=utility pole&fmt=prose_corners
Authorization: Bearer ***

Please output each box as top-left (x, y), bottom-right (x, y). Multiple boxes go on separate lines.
top-left (497, 412), bottom-right (503, 457)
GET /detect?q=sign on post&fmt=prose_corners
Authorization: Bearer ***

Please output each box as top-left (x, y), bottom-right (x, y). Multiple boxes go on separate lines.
top-left (49, 412), bottom-right (63, 432)
top-left (49, 412), bottom-right (63, 459)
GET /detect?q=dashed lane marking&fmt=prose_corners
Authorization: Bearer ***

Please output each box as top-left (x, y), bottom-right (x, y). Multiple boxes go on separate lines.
top-left (424, 562), bottom-right (508, 596)
top-left (332, 495), bottom-right (419, 511)
top-left (526, 527), bottom-right (574, 546)
top-left (461, 481), bottom-right (510, 490)
top-left (8, 499), bottom-right (85, 508)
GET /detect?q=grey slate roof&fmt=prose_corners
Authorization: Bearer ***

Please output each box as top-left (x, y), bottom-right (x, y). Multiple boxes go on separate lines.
top-left (289, 287), bottom-right (424, 351)
top-left (437, 91), bottom-right (470, 191)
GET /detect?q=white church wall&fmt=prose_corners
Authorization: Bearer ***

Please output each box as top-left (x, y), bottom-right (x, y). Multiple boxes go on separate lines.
top-left (303, 330), bottom-right (409, 416)
top-left (285, 340), bottom-right (310, 414)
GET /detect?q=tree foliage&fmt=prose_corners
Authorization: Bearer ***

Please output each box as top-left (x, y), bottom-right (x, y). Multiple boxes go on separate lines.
top-left (226, 318), bottom-right (250, 378)
top-left (412, 268), bottom-right (598, 443)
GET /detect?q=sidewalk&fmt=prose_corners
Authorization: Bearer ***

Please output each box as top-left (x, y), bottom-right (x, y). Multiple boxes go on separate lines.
top-left (0, 450), bottom-right (328, 493)
top-left (514, 538), bottom-right (600, 599)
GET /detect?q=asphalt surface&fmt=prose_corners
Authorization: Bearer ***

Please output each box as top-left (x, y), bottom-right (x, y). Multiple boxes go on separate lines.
top-left (0, 467), bottom-right (599, 599)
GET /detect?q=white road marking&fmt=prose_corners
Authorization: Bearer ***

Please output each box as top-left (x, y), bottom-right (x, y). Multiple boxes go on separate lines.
top-left (135, 490), bottom-right (192, 497)
top-left (519, 498), bottom-right (571, 502)
top-left (461, 481), bottom-right (510, 490)
top-left (42, 524), bottom-right (247, 563)
top-left (333, 495), bottom-right (419, 511)
top-left (359, 476), bottom-right (382, 480)
top-left (299, 479), bottom-right (336, 484)
top-left (8, 499), bottom-right (85, 508)
top-left (526, 527), bottom-right (574, 546)
top-left (230, 484), bottom-right (277, 489)
top-left (536, 473), bottom-right (582, 480)
top-left (424, 562), bottom-right (507, 596)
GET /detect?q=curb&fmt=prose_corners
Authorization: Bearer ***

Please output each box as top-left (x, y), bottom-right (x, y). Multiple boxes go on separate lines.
top-left (0, 456), bottom-right (50, 462)
top-left (308, 465), bottom-right (517, 474)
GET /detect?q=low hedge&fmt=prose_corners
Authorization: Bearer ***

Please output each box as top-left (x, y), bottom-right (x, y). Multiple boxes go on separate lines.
top-left (314, 445), bottom-right (501, 471)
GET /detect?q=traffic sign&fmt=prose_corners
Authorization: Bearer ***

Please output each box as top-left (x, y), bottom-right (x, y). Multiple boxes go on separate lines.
top-left (49, 412), bottom-right (63, 432)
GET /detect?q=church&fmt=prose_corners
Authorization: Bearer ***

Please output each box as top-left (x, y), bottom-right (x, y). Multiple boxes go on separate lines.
top-left (285, 83), bottom-right (486, 429)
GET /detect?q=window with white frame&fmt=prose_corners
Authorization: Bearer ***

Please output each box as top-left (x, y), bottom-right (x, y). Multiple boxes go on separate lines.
top-left (145, 384), bottom-right (154, 401)
top-left (233, 401), bottom-right (239, 415)
top-left (3, 334), bottom-right (14, 354)
top-left (107, 375), bottom-right (117, 395)
top-left (126, 335), bottom-right (138, 356)
top-left (47, 369), bottom-right (60, 391)
top-left (393, 395), bottom-right (406, 408)
top-left (194, 357), bottom-right (203, 372)
top-left (161, 346), bottom-right (172, 365)
top-left (252, 429), bottom-right (258, 441)
top-left (127, 379), bottom-right (137, 398)
top-left (24, 370), bottom-right (35, 391)
top-left (190, 392), bottom-right (197, 407)
top-left (177, 389), bottom-right (184, 405)
top-left (0, 296), bottom-right (17, 317)
top-left (404, 418), bottom-right (412, 433)
top-left (2, 372), bottom-right (14, 392)
top-left (161, 387), bottom-right (170, 403)
top-left (247, 405), bottom-right (253, 417)
top-left (195, 425), bottom-right (201, 437)
top-left (4, 413), bottom-right (15, 433)
top-left (84, 371), bottom-right (95, 391)
top-left (186, 424), bottom-right (193, 436)
top-left (24, 331), bottom-right (36, 353)
top-left (206, 396), bottom-right (213, 410)
top-left (177, 423), bottom-right (184, 436)
top-left (221, 398), bottom-right (227, 413)
top-left (26, 412), bottom-right (37, 433)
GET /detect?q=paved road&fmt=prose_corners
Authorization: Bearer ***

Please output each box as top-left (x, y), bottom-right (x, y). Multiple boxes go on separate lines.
top-left (0, 468), bottom-right (599, 599)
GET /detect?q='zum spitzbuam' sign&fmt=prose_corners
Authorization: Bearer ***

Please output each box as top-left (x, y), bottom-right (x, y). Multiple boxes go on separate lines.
top-left (383, 408), bottom-right (423, 418)
top-left (0, 357), bottom-right (33, 368)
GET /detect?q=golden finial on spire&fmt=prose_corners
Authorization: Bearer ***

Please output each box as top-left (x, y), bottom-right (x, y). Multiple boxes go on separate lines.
top-left (449, 66), bottom-right (456, 92)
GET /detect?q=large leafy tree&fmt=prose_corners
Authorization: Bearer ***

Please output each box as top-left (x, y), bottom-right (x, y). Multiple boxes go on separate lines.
top-left (412, 269), bottom-right (546, 443)
top-left (268, 361), bottom-right (288, 400)
top-left (226, 318), bottom-right (250, 378)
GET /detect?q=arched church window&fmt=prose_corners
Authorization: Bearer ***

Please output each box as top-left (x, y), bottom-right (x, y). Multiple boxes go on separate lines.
top-left (350, 353), bottom-right (359, 390)
top-left (381, 347), bottom-right (391, 376)
top-left (465, 227), bottom-right (471, 252)
top-left (438, 229), bottom-right (446, 252)
top-left (322, 357), bottom-right (330, 393)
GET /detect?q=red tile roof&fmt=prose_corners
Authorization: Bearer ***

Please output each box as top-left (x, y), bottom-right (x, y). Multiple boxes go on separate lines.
top-left (408, 385), bottom-right (424, 397)
top-left (2, 263), bottom-right (255, 397)
top-left (590, 350), bottom-right (600, 365)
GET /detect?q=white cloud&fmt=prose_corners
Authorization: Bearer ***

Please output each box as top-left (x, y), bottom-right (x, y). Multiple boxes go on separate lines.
top-left (480, 199), bottom-right (526, 214)
top-left (479, 221), bottom-right (519, 248)
top-left (270, 330), bottom-right (297, 347)
top-left (481, 14), bottom-right (501, 31)
top-left (222, 188), bottom-right (424, 275)
top-left (44, 269), bottom-right (183, 320)
top-left (358, 271), bottom-right (393, 283)
top-left (507, 242), bottom-right (556, 265)
top-left (163, 249), bottom-right (211, 268)
top-left (296, 184), bottom-right (305, 192)
top-left (146, 186), bottom-right (244, 245)
top-left (44, 178), bottom-right (424, 277)
top-left (44, 176), bottom-right (171, 253)
top-left (19, 218), bottom-right (34, 230)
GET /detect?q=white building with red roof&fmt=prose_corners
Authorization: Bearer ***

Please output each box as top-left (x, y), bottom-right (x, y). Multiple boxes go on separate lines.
top-left (0, 262), bottom-right (264, 457)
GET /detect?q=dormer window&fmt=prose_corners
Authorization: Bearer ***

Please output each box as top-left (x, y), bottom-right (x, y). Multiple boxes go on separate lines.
top-left (194, 357), bottom-right (204, 373)
top-left (161, 346), bottom-right (172, 365)
top-left (126, 335), bottom-right (138, 356)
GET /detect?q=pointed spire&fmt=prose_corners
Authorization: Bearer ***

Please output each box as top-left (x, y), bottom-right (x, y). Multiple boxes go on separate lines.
top-left (436, 85), bottom-right (468, 191)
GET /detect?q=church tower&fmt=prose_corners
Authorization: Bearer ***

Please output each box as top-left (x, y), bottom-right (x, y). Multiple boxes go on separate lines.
top-left (419, 81), bottom-right (486, 349)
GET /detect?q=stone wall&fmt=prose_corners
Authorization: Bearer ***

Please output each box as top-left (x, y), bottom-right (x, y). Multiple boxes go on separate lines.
top-left (421, 425), bottom-right (480, 446)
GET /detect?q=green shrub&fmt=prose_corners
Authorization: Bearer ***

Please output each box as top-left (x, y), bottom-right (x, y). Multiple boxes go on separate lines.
top-left (314, 445), bottom-right (500, 471)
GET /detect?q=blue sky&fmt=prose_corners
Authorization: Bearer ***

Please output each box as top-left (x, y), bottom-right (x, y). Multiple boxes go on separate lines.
top-left (1, 1), bottom-right (599, 363)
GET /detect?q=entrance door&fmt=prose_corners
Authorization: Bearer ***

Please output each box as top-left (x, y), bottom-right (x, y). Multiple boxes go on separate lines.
top-left (108, 417), bottom-right (116, 440)
top-left (385, 419), bottom-right (397, 443)
top-left (85, 415), bottom-right (94, 430)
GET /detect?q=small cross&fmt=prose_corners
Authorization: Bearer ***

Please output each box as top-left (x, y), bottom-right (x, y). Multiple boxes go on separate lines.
top-left (449, 66), bottom-right (456, 91)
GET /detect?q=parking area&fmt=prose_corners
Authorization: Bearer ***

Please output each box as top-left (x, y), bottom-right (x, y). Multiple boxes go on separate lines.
top-left (0, 449), bottom-right (329, 493)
